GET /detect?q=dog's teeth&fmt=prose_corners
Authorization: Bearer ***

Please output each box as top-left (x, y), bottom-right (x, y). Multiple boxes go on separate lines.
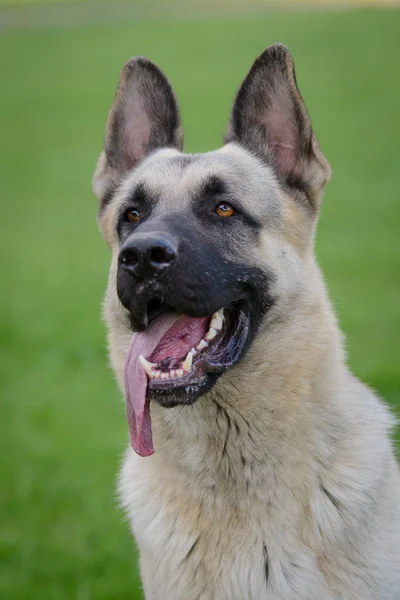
top-left (161, 372), bottom-right (169, 380)
top-left (176, 369), bottom-right (184, 378)
top-left (154, 370), bottom-right (162, 379)
top-left (182, 351), bottom-right (193, 373)
top-left (191, 347), bottom-right (198, 357)
top-left (196, 339), bottom-right (208, 351)
top-left (139, 355), bottom-right (157, 377)
top-left (211, 309), bottom-right (224, 331)
top-left (170, 369), bottom-right (176, 379)
top-left (205, 327), bottom-right (217, 341)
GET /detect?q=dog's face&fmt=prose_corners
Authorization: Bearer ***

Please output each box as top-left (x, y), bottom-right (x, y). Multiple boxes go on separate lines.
top-left (93, 45), bottom-right (330, 456)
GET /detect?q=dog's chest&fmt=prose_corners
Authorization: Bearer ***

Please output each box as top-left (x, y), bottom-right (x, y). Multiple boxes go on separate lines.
top-left (119, 451), bottom-right (331, 600)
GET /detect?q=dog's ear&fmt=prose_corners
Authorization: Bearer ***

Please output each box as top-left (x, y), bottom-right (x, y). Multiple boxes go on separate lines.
top-left (225, 44), bottom-right (330, 207)
top-left (93, 57), bottom-right (183, 202)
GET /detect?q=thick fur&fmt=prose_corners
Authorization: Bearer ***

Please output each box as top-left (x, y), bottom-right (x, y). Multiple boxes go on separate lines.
top-left (93, 46), bottom-right (400, 599)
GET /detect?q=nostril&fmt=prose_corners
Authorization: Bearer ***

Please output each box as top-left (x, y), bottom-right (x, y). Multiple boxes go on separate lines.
top-left (150, 245), bottom-right (175, 266)
top-left (120, 248), bottom-right (140, 267)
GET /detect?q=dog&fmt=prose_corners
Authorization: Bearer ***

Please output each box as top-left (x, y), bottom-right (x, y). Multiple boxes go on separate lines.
top-left (92, 44), bottom-right (400, 599)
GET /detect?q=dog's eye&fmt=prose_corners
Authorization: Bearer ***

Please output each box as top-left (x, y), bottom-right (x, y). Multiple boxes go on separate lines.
top-left (215, 202), bottom-right (236, 217)
top-left (126, 209), bottom-right (140, 223)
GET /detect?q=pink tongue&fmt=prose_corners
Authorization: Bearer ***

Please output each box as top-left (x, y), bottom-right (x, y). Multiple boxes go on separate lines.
top-left (124, 313), bottom-right (209, 457)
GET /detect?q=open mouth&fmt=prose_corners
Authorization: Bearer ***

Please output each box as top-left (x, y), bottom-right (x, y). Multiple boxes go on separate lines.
top-left (124, 300), bottom-right (251, 457)
top-left (145, 303), bottom-right (249, 392)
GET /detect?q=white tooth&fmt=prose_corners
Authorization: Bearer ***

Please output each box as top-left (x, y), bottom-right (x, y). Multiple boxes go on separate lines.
top-left (211, 309), bottom-right (224, 331)
top-left (191, 347), bottom-right (198, 357)
top-left (182, 351), bottom-right (193, 373)
top-left (154, 370), bottom-right (162, 379)
top-left (196, 339), bottom-right (208, 351)
top-left (161, 372), bottom-right (169, 380)
top-left (205, 327), bottom-right (217, 341)
top-left (176, 369), bottom-right (184, 378)
top-left (139, 355), bottom-right (157, 377)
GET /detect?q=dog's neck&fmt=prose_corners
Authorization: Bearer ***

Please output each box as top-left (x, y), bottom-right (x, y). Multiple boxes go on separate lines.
top-left (149, 269), bottom-right (348, 505)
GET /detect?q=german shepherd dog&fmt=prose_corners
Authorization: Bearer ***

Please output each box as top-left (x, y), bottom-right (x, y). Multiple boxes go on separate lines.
top-left (93, 45), bottom-right (400, 599)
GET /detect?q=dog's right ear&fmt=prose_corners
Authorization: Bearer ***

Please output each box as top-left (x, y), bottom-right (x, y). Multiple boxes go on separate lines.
top-left (93, 57), bottom-right (183, 204)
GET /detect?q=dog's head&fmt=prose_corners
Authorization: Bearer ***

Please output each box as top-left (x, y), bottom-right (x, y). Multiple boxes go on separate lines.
top-left (93, 44), bottom-right (330, 456)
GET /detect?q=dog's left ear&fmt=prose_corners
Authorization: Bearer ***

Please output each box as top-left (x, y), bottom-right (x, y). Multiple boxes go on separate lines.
top-left (225, 44), bottom-right (330, 207)
top-left (93, 57), bottom-right (183, 203)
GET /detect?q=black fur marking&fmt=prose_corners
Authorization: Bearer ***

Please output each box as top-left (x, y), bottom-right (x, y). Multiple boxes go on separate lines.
top-left (215, 400), bottom-right (232, 459)
top-left (99, 187), bottom-right (116, 212)
top-left (116, 205), bottom-right (275, 406)
top-left (284, 172), bottom-right (314, 208)
top-left (117, 183), bottom-right (159, 240)
top-left (202, 174), bottom-right (226, 196)
top-left (183, 537), bottom-right (200, 562)
top-left (117, 207), bottom-right (274, 326)
top-left (321, 485), bottom-right (341, 510)
top-left (127, 182), bottom-right (151, 206)
top-left (191, 178), bottom-right (263, 230)
top-left (263, 544), bottom-right (270, 585)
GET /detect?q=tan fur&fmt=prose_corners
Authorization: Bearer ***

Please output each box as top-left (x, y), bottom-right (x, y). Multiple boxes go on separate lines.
top-left (94, 47), bottom-right (400, 599)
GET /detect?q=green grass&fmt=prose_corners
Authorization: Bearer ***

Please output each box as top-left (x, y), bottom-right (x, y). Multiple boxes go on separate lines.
top-left (1, 8), bottom-right (399, 599)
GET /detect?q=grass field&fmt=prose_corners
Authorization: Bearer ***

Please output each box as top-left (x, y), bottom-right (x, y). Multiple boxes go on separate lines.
top-left (1, 7), bottom-right (399, 599)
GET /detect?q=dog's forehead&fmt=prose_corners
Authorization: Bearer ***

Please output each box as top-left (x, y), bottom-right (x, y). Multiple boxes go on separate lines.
top-left (119, 144), bottom-right (280, 215)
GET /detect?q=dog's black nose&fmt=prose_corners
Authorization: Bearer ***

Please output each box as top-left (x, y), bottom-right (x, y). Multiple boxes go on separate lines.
top-left (119, 233), bottom-right (177, 280)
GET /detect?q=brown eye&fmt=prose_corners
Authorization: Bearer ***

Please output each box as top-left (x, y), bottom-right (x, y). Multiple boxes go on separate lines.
top-left (216, 202), bottom-right (236, 217)
top-left (127, 209), bottom-right (140, 223)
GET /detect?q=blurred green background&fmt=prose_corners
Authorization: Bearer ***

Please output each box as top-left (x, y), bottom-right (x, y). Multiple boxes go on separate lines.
top-left (1, 1), bottom-right (399, 598)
